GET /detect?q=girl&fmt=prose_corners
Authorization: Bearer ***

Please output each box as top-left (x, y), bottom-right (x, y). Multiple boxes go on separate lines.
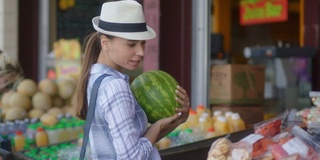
top-left (76, 1), bottom-right (190, 160)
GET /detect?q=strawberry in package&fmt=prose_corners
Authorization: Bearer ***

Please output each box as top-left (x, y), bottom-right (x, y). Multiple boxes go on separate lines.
top-left (207, 127), bottom-right (320, 160)
top-left (254, 110), bottom-right (289, 137)
top-left (238, 133), bottom-right (278, 159)
top-left (268, 126), bottom-right (320, 160)
top-left (207, 109), bottom-right (319, 160)
top-left (290, 125), bottom-right (320, 159)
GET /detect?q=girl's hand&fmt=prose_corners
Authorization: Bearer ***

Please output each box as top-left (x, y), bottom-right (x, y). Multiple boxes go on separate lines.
top-left (145, 86), bottom-right (190, 144)
top-left (155, 85), bottom-right (190, 127)
top-left (174, 85), bottom-right (190, 124)
top-left (151, 86), bottom-right (190, 141)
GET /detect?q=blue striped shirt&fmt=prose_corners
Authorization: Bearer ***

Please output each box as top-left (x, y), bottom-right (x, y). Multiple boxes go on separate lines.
top-left (87, 63), bottom-right (161, 160)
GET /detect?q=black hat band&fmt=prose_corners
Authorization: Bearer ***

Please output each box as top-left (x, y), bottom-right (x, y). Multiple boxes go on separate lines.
top-left (98, 19), bottom-right (147, 32)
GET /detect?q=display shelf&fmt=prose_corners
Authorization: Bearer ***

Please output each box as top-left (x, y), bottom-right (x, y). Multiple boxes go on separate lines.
top-left (160, 128), bottom-right (253, 160)
top-left (13, 152), bottom-right (32, 160)
top-left (0, 148), bottom-right (15, 160)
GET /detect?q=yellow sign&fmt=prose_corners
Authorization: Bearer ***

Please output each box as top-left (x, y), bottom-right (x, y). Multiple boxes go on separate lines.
top-left (55, 60), bottom-right (81, 79)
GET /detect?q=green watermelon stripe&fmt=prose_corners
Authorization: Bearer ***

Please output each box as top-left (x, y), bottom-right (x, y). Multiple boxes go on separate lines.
top-left (163, 73), bottom-right (178, 98)
top-left (148, 90), bottom-right (172, 117)
top-left (153, 71), bottom-right (174, 93)
top-left (153, 71), bottom-right (180, 108)
top-left (150, 76), bottom-right (170, 99)
top-left (156, 73), bottom-right (177, 115)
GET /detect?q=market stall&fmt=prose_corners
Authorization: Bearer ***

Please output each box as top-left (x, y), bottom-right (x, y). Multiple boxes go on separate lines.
top-left (159, 111), bottom-right (320, 160)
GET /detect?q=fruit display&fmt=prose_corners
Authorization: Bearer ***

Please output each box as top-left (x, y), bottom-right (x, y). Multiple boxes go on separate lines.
top-left (0, 77), bottom-right (78, 124)
top-left (296, 91), bottom-right (320, 134)
top-left (32, 92), bottom-right (52, 111)
top-left (206, 111), bottom-right (320, 160)
top-left (8, 92), bottom-right (32, 110)
top-left (156, 107), bottom-right (247, 150)
top-left (38, 79), bottom-right (58, 97)
top-left (4, 107), bottom-right (28, 122)
top-left (16, 79), bottom-right (38, 97)
top-left (39, 113), bottom-right (59, 127)
top-left (254, 110), bottom-right (288, 137)
top-left (130, 70), bottom-right (180, 123)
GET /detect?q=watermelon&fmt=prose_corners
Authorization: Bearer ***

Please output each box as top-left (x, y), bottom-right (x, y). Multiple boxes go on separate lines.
top-left (130, 70), bottom-right (180, 123)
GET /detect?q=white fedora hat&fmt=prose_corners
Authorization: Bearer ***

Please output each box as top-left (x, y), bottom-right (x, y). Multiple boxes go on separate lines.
top-left (92, 0), bottom-right (156, 40)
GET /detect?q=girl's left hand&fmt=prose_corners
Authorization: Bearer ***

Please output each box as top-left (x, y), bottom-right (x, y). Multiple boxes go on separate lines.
top-left (174, 85), bottom-right (190, 124)
top-left (150, 85), bottom-right (190, 142)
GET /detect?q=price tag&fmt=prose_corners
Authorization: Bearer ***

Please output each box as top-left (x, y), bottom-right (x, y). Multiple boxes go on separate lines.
top-left (241, 134), bottom-right (264, 145)
top-left (282, 137), bottom-right (308, 158)
top-left (231, 148), bottom-right (249, 160)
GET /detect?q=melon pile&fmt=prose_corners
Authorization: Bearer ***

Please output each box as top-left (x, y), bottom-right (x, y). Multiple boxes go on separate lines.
top-left (0, 77), bottom-right (78, 124)
top-left (130, 70), bottom-right (180, 124)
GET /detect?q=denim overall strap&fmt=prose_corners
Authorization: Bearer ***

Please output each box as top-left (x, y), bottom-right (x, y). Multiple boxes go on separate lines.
top-left (80, 74), bottom-right (108, 160)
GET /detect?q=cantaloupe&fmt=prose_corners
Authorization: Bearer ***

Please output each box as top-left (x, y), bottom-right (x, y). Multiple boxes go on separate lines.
top-left (32, 92), bottom-right (52, 111)
top-left (47, 107), bottom-right (64, 117)
top-left (1, 91), bottom-right (14, 108)
top-left (17, 79), bottom-right (38, 97)
top-left (38, 79), bottom-right (58, 97)
top-left (28, 108), bottom-right (45, 119)
top-left (62, 105), bottom-right (75, 116)
top-left (4, 107), bottom-right (27, 121)
top-left (9, 92), bottom-right (32, 110)
top-left (57, 79), bottom-right (76, 100)
top-left (40, 113), bottom-right (58, 126)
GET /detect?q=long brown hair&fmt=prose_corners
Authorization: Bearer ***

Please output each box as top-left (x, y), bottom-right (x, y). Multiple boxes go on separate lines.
top-left (76, 32), bottom-right (101, 120)
top-left (76, 33), bottom-right (114, 120)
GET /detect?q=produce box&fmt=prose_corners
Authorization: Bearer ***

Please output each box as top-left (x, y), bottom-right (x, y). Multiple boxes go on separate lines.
top-left (211, 105), bottom-right (264, 129)
top-left (210, 64), bottom-right (265, 105)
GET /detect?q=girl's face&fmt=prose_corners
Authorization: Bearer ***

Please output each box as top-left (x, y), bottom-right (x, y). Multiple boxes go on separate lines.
top-left (99, 36), bottom-right (146, 71)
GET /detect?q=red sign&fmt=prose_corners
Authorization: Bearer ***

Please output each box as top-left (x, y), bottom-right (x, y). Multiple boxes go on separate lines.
top-left (240, 0), bottom-right (288, 26)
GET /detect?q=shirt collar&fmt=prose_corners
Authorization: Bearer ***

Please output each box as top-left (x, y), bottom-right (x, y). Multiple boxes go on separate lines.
top-left (90, 63), bottom-right (130, 82)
